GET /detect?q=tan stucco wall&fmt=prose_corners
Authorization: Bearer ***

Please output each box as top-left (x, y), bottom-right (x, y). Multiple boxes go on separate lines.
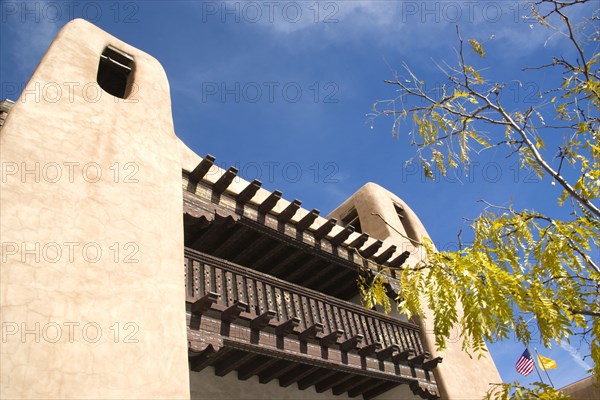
top-left (0, 19), bottom-right (189, 399)
top-left (328, 183), bottom-right (502, 400)
top-left (560, 376), bottom-right (600, 400)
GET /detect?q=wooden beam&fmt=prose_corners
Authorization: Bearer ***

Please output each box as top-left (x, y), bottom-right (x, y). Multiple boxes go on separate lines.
top-left (189, 223), bottom-right (230, 253)
top-left (422, 356), bottom-right (443, 371)
top-left (231, 235), bottom-right (272, 265)
top-left (376, 344), bottom-right (400, 361)
top-left (258, 190), bottom-right (282, 214)
top-left (213, 167), bottom-right (238, 194)
top-left (237, 356), bottom-right (277, 380)
top-left (348, 378), bottom-right (382, 398)
top-left (188, 154), bottom-right (216, 182)
top-left (393, 348), bottom-right (415, 364)
top-left (332, 376), bottom-right (371, 396)
top-left (250, 310), bottom-right (276, 330)
top-left (221, 300), bottom-right (248, 322)
top-left (258, 360), bottom-right (296, 384)
top-left (236, 179), bottom-right (262, 204)
top-left (363, 381), bottom-right (401, 400)
top-left (374, 245), bottom-right (397, 264)
top-left (276, 317), bottom-right (301, 337)
top-left (296, 209), bottom-right (320, 231)
top-left (191, 292), bottom-right (219, 315)
top-left (278, 364), bottom-right (315, 388)
top-left (285, 256), bottom-right (326, 283)
top-left (267, 250), bottom-right (307, 276)
top-left (360, 240), bottom-right (383, 258)
top-left (339, 334), bottom-right (364, 352)
top-left (389, 250), bottom-right (410, 268)
top-left (299, 323), bottom-right (324, 342)
top-left (211, 225), bottom-right (250, 258)
top-left (313, 218), bottom-right (337, 240)
top-left (358, 342), bottom-right (382, 357)
top-left (408, 351), bottom-right (431, 368)
top-left (301, 262), bottom-right (335, 289)
top-left (189, 345), bottom-right (222, 372)
top-left (315, 372), bottom-right (354, 393)
top-left (214, 350), bottom-right (254, 377)
top-left (320, 329), bottom-right (344, 347)
top-left (277, 199), bottom-right (302, 223)
top-left (330, 226), bottom-right (355, 246)
top-left (298, 369), bottom-right (337, 390)
top-left (348, 233), bottom-right (369, 249)
top-left (251, 243), bottom-right (288, 272)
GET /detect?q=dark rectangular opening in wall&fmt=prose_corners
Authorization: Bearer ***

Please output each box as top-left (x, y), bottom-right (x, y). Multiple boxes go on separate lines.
top-left (394, 202), bottom-right (419, 243)
top-left (341, 208), bottom-right (362, 233)
top-left (394, 204), bottom-right (404, 220)
top-left (97, 45), bottom-right (134, 99)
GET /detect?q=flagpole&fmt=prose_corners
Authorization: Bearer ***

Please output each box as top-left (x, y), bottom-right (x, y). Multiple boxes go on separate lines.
top-left (526, 346), bottom-right (545, 383)
top-left (534, 348), bottom-right (555, 388)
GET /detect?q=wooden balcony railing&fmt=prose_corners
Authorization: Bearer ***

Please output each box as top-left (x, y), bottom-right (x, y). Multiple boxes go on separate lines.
top-left (185, 247), bottom-right (441, 399)
top-left (185, 247), bottom-right (424, 354)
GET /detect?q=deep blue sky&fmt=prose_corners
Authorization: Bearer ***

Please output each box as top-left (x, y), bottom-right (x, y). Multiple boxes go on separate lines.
top-left (1, 0), bottom-right (596, 392)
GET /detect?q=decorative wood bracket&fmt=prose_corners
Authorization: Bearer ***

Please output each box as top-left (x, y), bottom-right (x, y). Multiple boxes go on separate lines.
top-left (191, 292), bottom-right (219, 315)
top-left (276, 317), bottom-right (301, 337)
top-left (299, 322), bottom-right (324, 341)
top-left (422, 356), bottom-right (443, 371)
top-left (358, 342), bottom-right (382, 357)
top-left (188, 154), bottom-right (216, 183)
top-left (319, 329), bottom-right (344, 347)
top-left (393, 348), bottom-right (415, 363)
top-left (408, 351), bottom-right (431, 368)
top-left (250, 310), bottom-right (276, 330)
top-left (339, 334), bottom-right (364, 352)
top-left (296, 209), bottom-right (319, 231)
top-left (376, 344), bottom-right (400, 361)
top-left (221, 300), bottom-right (249, 322)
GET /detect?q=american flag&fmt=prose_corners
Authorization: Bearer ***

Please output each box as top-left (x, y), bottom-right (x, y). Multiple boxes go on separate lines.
top-left (516, 349), bottom-right (535, 376)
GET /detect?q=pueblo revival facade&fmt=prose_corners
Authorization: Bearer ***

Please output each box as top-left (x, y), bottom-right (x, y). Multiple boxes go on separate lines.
top-left (0, 19), bottom-right (501, 400)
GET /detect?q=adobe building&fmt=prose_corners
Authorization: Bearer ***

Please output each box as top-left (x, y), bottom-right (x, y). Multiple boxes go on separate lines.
top-left (0, 19), bottom-right (501, 399)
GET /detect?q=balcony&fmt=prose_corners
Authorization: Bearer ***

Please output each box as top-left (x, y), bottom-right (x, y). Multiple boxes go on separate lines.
top-left (185, 248), bottom-right (441, 399)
